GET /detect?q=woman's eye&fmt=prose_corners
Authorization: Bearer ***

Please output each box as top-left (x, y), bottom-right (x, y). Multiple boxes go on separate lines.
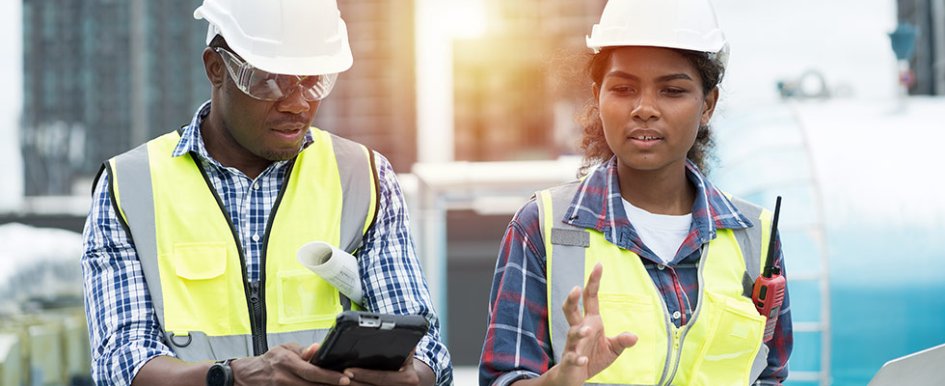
top-left (663, 88), bottom-right (687, 95)
top-left (611, 86), bottom-right (634, 94)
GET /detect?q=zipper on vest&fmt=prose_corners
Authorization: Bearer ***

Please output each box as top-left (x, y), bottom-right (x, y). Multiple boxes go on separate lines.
top-left (662, 327), bottom-right (685, 385)
top-left (250, 158), bottom-right (295, 357)
top-left (661, 246), bottom-right (709, 385)
top-left (189, 153), bottom-right (270, 357)
top-left (248, 280), bottom-right (267, 355)
top-left (648, 266), bottom-right (675, 386)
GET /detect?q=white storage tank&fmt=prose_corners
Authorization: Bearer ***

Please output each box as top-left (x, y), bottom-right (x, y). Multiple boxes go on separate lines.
top-left (714, 97), bottom-right (945, 385)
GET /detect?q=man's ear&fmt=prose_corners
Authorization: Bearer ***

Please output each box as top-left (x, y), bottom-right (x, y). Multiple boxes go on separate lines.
top-left (203, 47), bottom-right (226, 88)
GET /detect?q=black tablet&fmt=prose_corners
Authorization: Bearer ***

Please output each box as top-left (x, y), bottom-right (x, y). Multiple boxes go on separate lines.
top-left (310, 311), bottom-right (429, 372)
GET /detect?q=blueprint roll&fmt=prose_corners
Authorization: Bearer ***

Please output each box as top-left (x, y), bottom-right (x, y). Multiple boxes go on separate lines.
top-left (297, 241), bottom-right (363, 306)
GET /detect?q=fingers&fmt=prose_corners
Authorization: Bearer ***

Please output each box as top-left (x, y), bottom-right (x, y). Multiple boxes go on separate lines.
top-left (399, 351), bottom-right (415, 370)
top-left (301, 342), bottom-right (320, 362)
top-left (561, 350), bottom-right (588, 366)
top-left (563, 324), bottom-right (587, 352)
top-left (564, 323), bottom-right (594, 359)
top-left (298, 364), bottom-right (350, 385)
top-left (583, 263), bottom-right (603, 316)
top-left (338, 353), bottom-right (420, 386)
top-left (283, 342), bottom-right (303, 355)
top-left (267, 344), bottom-right (347, 385)
top-left (562, 285), bottom-right (584, 326)
top-left (609, 332), bottom-right (638, 356)
top-left (344, 366), bottom-right (420, 386)
top-left (236, 345), bottom-right (350, 386)
top-left (556, 327), bottom-right (591, 385)
top-left (563, 263), bottom-right (605, 326)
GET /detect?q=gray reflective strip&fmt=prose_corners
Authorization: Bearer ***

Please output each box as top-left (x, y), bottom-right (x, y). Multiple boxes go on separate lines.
top-left (729, 197), bottom-right (769, 384)
top-left (749, 342), bottom-right (770, 383)
top-left (111, 143), bottom-right (166, 327)
top-left (166, 329), bottom-right (331, 361)
top-left (329, 133), bottom-right (373, 254)
top-left (551, 228), bottom-right (590, 247)
top-left (729, 197), bottom-right (765, 297)
top-left (267, 329), bottom-right (331, 351)
top-left (165, 331), bottom-right (251, 361)
top-left (544, 184), bottom-right (586, 363)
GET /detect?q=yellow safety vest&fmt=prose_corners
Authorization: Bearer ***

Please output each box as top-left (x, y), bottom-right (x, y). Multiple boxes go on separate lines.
top-left (104, 128), bottom-right (377, 360)
top-left (538, 183), bottom-right (772, 386)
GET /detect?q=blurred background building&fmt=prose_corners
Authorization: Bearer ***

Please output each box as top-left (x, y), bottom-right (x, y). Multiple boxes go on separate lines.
top-left (897, 0), bottom-right (945, 95)
top-left (4, 0), bottom-right (945, 385)
top-left (21, 0), bottom-right (207, 196)
top-left (453, 0), bottom-right (605, 161)
top-left (19, 0), bottom-right (609, 194)
top-left (19, 0), bottom-right (422, 195)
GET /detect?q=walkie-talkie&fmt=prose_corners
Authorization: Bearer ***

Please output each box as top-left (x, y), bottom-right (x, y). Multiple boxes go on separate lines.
top-left (751, 196), bottom-right (786, 342)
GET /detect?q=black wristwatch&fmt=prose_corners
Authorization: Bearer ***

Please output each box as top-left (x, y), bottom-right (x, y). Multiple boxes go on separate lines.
top-left (206, 358), bottom-right (234, 386)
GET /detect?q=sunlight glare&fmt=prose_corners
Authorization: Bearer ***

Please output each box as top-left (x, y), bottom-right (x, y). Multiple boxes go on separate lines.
top-left (444, 0), bottom-right (487, 39)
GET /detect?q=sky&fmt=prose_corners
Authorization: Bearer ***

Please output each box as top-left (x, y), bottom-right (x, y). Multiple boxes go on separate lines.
top-left (713, 0), bottom-right (899, 107)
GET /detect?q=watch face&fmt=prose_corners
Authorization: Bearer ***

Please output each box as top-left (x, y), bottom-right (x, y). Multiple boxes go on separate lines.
top-left (207, 365), bottom-right (226, 386)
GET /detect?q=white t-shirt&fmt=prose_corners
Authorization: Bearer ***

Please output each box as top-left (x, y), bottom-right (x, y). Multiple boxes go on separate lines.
top-left (622, 198), bottom-right (693, 265)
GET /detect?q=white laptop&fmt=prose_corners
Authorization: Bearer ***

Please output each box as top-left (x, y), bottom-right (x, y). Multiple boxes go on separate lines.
top-left (868, 342), bottom-right (945, 386)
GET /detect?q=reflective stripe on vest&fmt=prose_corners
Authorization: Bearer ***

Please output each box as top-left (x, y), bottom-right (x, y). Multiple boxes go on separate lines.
top-left (108, 128), bottom-right (377, 361)
top-left (538, 183), bottom-right (771, 386)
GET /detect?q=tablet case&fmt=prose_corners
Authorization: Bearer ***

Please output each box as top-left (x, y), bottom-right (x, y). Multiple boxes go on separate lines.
top-left (311, 311), bottom-right (429, 372)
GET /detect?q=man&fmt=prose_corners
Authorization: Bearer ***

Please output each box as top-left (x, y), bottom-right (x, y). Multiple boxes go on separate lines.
top-left (81, 1), bottom-right (452, 385)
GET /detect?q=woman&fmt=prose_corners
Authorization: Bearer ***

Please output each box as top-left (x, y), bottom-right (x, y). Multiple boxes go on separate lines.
top-left (478, 1), bottom-right (792, 385)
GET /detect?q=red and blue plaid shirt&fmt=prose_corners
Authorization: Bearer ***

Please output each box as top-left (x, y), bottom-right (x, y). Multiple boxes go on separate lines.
top-left (479, 158), bottom-right (792, 386)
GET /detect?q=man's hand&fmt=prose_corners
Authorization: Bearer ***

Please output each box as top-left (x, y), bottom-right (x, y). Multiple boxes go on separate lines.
top-left (132, 343), bottom-right (353, 386)
top-left (341, 353), bottom-right (436, 386)
top-left (520, 263), bottom-right (638, 386)
top-left (232, 343), bottom-right (351, 386)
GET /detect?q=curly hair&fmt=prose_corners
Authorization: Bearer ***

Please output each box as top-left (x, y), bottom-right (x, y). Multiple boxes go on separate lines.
top-left (577, 48), bottom-right (724, 176)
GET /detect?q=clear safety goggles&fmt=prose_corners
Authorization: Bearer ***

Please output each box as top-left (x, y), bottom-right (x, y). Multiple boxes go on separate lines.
top-left (214, 47), bottom-right (338, 102)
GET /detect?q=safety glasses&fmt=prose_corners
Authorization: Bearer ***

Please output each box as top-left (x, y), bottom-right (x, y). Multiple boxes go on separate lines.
top-left (214, 47), bottom-right (337, 102)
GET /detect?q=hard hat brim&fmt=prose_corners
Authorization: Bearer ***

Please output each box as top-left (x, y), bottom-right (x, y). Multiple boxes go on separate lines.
top-left (195, 4), bottom-right (353, 76)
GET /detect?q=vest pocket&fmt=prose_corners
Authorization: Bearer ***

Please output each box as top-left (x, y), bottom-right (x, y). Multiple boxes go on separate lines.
top-left (590, 293), bottom-right (663, 385)
top-left (275, 270), bottom-right (341, 326)
top-left (165, 243), bottom-right (233, 334)
top-left (173, 244), bottom-right (227, 280)
top-left (689, 291), bottom-right (765, 385)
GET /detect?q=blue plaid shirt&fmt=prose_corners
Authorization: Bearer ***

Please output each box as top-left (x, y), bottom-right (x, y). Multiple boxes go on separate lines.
top-left (81, 101), bottom-right (452, 386)
top-left (479, 158), bottom-right (792, 386)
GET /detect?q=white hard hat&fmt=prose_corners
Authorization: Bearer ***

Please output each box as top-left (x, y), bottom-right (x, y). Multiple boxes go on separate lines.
top-left (194, 0), bottom-right (353, 76)
top-left (586, 0), bottom-right (729, 67)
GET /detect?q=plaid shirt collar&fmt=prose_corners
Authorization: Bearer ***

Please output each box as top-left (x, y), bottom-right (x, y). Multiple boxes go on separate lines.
top-left (562, 157), bottom-right (753, 253)
top-left (171, 100), bottom-right (315, 165)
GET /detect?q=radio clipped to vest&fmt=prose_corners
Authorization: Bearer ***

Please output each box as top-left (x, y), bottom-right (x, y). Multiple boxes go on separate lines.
top-left (752, 196), bottom-right (786, 342)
